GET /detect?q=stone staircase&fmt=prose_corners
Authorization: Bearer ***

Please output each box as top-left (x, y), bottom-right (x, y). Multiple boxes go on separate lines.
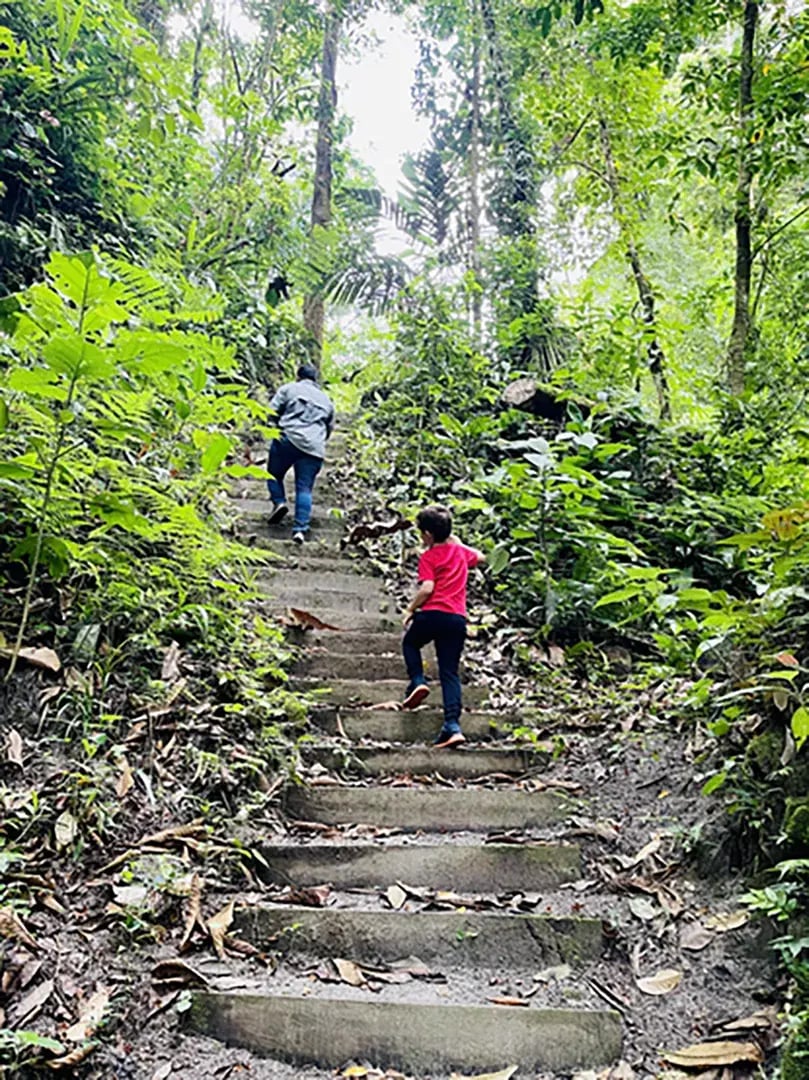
top-left (189, 430), bottom-right (623, 1077)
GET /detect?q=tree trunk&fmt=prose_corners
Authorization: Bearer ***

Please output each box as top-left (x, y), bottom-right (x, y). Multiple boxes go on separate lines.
top-left (726, 0), bottom-right (758, 397)
top-left (468, 0), bottom-right (483, 344)
top-left (190, 0), bottom-right (214, 108)
top-left (303, 2), bottom-right (342, 368)
top-left (597, 116), bottom-right (671, 421)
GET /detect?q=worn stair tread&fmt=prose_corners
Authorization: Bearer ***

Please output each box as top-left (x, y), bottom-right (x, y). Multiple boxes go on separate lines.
top-left (293, 678), bottom-right (490, 707)
top-left (294, 652), bottom-right (467, 682)
top-left (305, 743), bottom-right (541, 779)
top-left (259, 840), bottom-right (580, 890)
top-left (284, 784), bottom-right (566, 830)
top-left (190, 992), bottom-right (621, 1073)
top-left (259, 570), bottom-right (385, 596)
top-left (235, 904), bottom-right (602, 966)
top-left (291, 629), bottom-right (404, 653)
top-left (270, 609), bottom-right (399, 631)
top-left (312, 707), bottom-right (516, 742)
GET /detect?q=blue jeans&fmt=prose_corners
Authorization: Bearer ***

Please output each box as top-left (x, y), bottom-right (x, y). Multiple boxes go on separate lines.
top-left (267, 436), bottom-right (323, 533)
top-left (402, 610), bottom-right (467, 733)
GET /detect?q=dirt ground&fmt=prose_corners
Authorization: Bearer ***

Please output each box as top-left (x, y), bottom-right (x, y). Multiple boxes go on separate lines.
top-left (0, 659), bottom-right (783, 1080)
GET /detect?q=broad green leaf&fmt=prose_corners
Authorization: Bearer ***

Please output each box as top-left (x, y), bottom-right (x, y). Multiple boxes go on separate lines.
top-left (594, 586), bottom-right (643, 608)
top-left (48, 251), bottom-right (93, 306)
top-left (191, 360), bottom-right (207, 393)
top-left (488, 546), bottom-right (510, 575)
top-left (223, 464), bottom-right (271, 479)
top-left (791, 707), bottom-right (809, 751)
top-left (0, 396), bottom-right (7, 431)
top-left (200, 433), bottom-right (231, 473)
top-left (8, 367), bottom-right (65, 400)
top-left (702, 772), bottom-right (727, 796)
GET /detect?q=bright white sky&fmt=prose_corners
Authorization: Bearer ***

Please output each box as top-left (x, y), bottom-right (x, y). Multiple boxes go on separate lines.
top-left (340, 10), bottom-right (430, 198)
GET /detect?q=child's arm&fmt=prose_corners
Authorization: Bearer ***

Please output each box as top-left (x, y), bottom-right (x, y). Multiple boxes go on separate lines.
top-left (403, 580), bottom-right (434, 626)
top-left (452, 536), bottom-right (485, 566)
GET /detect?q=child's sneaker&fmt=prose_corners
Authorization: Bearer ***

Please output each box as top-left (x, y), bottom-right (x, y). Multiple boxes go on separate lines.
top-left (402, 683), bottom-right (429, 709)
top-left (292, 531), bottom-right (305, 545)
top-left (433, 728), bottom-right (466, 750)
top-left (269, 503), bottom-right (288, 525)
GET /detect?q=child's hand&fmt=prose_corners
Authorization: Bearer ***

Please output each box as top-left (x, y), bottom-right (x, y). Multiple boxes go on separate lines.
top-left (402, 611), bottom-right (413, 628)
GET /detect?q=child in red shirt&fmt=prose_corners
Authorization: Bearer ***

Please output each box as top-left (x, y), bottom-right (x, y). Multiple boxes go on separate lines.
top-left (401, 506), bottom-right (485, 748)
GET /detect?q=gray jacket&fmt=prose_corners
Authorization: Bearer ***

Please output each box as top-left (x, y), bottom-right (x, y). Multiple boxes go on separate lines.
top-left (270, 378), bottom-right (335, 459)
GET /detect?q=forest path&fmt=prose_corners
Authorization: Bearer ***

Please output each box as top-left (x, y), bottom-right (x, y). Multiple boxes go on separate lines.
top-left (184, 427), bottom-right (775, 1080)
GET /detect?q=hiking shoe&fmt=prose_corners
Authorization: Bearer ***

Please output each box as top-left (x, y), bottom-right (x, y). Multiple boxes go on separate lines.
top-left (433, 729), bottom-right (466, 750)
top-left (269, 502), bottom-right (288, 525)
top-left (402, 684), bottom-right (429, 710)
top-left (292, 531), bottom-right (305, 545)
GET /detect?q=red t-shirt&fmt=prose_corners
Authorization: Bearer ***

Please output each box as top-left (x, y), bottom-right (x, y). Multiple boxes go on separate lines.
top-left (418, 541), bottom-right (482, 617)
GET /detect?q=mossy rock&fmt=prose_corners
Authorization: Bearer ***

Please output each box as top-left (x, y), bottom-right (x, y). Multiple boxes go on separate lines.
top-left (783, 798), bottom-right (809, 855)
top-left (780, 1013), bottom-right (809, 1080)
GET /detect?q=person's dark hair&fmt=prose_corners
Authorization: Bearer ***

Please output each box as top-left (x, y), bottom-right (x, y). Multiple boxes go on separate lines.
top-left (297, 363), bottom-right (318, 382)
top-left (416, 505), bottom-right (452, 542)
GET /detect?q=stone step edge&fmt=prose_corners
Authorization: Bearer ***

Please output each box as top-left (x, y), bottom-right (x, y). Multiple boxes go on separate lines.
top-left (189, 993), bottom-right (622, 1074)
top-left (234, 904), bottom-right (603, 967)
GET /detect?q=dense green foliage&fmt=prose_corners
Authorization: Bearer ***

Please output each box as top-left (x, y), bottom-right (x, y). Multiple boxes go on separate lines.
top-left (2, 0), bottom-right (809, 1064)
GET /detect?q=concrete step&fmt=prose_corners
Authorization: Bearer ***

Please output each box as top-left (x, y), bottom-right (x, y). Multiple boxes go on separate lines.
top-left (313, 707), bottom-right (513, 743)
top-left (305, 744), bottom-right (540, 779)
top-left (264, 588), bottom-right (394, 615)
top-left (233, 497), bottom-right (345, 527)
top-left (236, 904), bottom-right (603, 967)
top-left (190, 993), bottom-right (621, 1074)
top-left (285, 785), bottom-right (566, 830)
top-left (259, 555), bottom-right (368, 575)
top-left (274, 609), bottom-right (399, 632)
top-left (260, 841), bottom-right (580, 891)
top-left (258, 569), bottom-right (388, 599)
top-left (293, 678), bottom-right (489, 708)
top-left (290, 629), bottom-right (404, 654)
top-left (294, 652), bottom-right (461, 683)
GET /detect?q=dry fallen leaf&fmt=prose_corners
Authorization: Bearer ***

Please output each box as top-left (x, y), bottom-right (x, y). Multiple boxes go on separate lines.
top-left (334, 958), bottom-right (366, 987)
top-left (450, 1067), bottom-right (518, 1080)
top-left (486, 996), bottom-right (529, 1007)
top-left (11, 977), bottom-right (54, 1024)
top-left (208, 901), bottom-right (234, 960)
top-left (386, 884), bottom-right (407, 910)
top-left (628, 897), bottom-right (659, 922)
top-left (341, 1067), bottom-right (370, 1078)
top-left (151, 959), bottom-right (209, 991)
top-left (704, 910), bottom-right (748, 932)
top-left (179, 873), bottom-right (203, 951)
top-left (116, 758), bottom-right (134, 799)
top-left (679, 922), bottom-right (714, 952)
top-left (662, 1040), bottom-right (764, 1068)
top-left (274, 885), bottom-right (331, 907)
top-left (6, 728), bottom-right (23, 767)
top-left (46, 1043), bottom-right (96, 1071)
top-left (161, 640), bottom-right (181, 681)
top-left (288, 608), bottom-right (347, 632)
top-left (65, 986), bottom-right (110, 1042)
top-left (0, 906), bottom-right (40, 951)
top-left (0, 645), bottom-right (61, 673)
top-left (54, 810), bottom-right (78, 851)
top-left (636, 968), bottom-right (682, 996)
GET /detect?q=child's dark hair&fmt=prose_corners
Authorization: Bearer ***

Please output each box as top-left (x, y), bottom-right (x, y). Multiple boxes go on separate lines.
top-left (416, 505), bottom-right (452, 542)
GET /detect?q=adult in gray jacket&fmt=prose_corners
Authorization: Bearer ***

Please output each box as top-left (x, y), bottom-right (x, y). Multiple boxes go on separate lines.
top-left (267, 363), bottom-right (335, 543)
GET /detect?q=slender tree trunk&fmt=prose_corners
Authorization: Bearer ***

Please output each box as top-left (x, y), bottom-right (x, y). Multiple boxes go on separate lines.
top-left (303, 2), bottom-right (341, 368)
top-left (726, 0), bottom-right (758, 397)
top-left (190, 0), bottom-right (214, 108)
top-left (597, 116), bottom-right (671, 421)
top-left (468, 0), bottom-right (483, 344)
